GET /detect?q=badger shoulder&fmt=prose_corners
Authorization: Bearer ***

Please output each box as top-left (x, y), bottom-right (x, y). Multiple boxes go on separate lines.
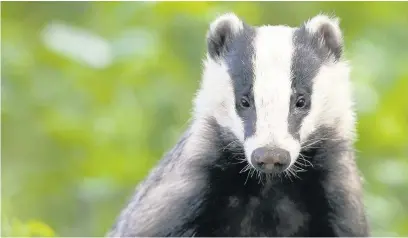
top-left (107, 120), bottom-right (227, 237)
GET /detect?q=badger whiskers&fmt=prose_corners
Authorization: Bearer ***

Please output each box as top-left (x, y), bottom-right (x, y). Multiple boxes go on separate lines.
top-left (297, 153), bottom-right (313, 167)
top-left (220, 139), bottom-right (241, 152)
top-left (301, 137), bottom-right (343, 150)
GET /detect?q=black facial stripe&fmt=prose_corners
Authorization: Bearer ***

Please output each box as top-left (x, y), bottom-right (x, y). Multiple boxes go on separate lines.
top-left (224, 24), bottom-right (257, 139)
top-left (289, 26), bottom-right (328, 140)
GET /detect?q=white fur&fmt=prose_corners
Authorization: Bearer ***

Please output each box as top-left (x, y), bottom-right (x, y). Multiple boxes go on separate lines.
top-left (244, 25), bottom-right (300, 167)
top-left (306, 14), bottom-right (341, 36)
top-left (300, 61), bottom-right (355, 143)
top-left (305, 14), bottom-right (343, 56)
top-left (193, 56), bottom-right (245, 142)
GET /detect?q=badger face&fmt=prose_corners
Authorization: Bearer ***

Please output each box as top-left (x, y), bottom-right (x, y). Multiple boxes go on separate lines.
top-left (194, 13), bottom-right (354, 174)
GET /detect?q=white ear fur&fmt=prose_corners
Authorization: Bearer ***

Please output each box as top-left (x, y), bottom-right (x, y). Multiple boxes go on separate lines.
top-left (305, 14), bottom-right (343, 59)
top-left (206, 13), bottom-right (244, 60)
top-left (208, 13), bottom-right (244, 36)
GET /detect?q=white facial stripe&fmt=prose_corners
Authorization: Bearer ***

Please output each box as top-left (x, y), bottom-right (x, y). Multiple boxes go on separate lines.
top-left (300, 61), bottom-right (355, 142)
top-left (194, 57), bottom-right (245, 141)
top-left (245, 26), bottom-right (300, 167)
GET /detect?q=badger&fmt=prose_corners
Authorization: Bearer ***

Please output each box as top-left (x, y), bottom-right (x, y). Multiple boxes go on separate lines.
top-left (107, 13), bottom-right (370, 237)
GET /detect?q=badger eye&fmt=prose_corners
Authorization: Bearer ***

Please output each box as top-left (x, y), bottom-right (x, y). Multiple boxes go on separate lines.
top-left (295, 97), bottom-right (306, 108)
top-left (240, 97), bottom-right (250, 108)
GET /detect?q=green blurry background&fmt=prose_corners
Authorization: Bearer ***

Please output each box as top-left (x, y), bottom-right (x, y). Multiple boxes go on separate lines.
top-left (1, 1), bottom-right (408, 237)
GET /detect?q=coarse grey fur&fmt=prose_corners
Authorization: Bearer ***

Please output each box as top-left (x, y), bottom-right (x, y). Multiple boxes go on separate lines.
top-left (107, 14), bottom-right (369, 237)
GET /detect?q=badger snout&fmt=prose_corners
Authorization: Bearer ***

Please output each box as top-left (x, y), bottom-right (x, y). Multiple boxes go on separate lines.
top-left (250, 147), bottom-right (290, 173)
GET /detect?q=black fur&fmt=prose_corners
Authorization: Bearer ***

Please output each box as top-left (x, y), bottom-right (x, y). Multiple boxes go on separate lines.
top-left (107, 118), bottom-right (369, 237)
top-left (222, 24), bottom-right (257, 139)
top-left (288, 26), bottom-right (326, 140)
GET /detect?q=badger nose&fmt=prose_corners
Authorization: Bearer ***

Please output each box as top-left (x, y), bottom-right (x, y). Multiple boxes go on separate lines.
top-left (251, 147), bottom-right (290, 173)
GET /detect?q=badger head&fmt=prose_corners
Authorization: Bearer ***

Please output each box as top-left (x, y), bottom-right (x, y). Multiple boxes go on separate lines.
top-left (194, 13), bottom-right (355, 175)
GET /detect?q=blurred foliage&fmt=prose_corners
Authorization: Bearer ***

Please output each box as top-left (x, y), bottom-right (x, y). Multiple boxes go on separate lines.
top-left (1, 216), bottom-right (56, 237)
top-left (1, 2), bottom-right (408, 237)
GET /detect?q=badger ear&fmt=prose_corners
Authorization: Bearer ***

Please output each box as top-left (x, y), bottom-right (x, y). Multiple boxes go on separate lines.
top-left (304, 14), bottom-right (343, 60)
top-left (206, 13), bottom-right (244, 61)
